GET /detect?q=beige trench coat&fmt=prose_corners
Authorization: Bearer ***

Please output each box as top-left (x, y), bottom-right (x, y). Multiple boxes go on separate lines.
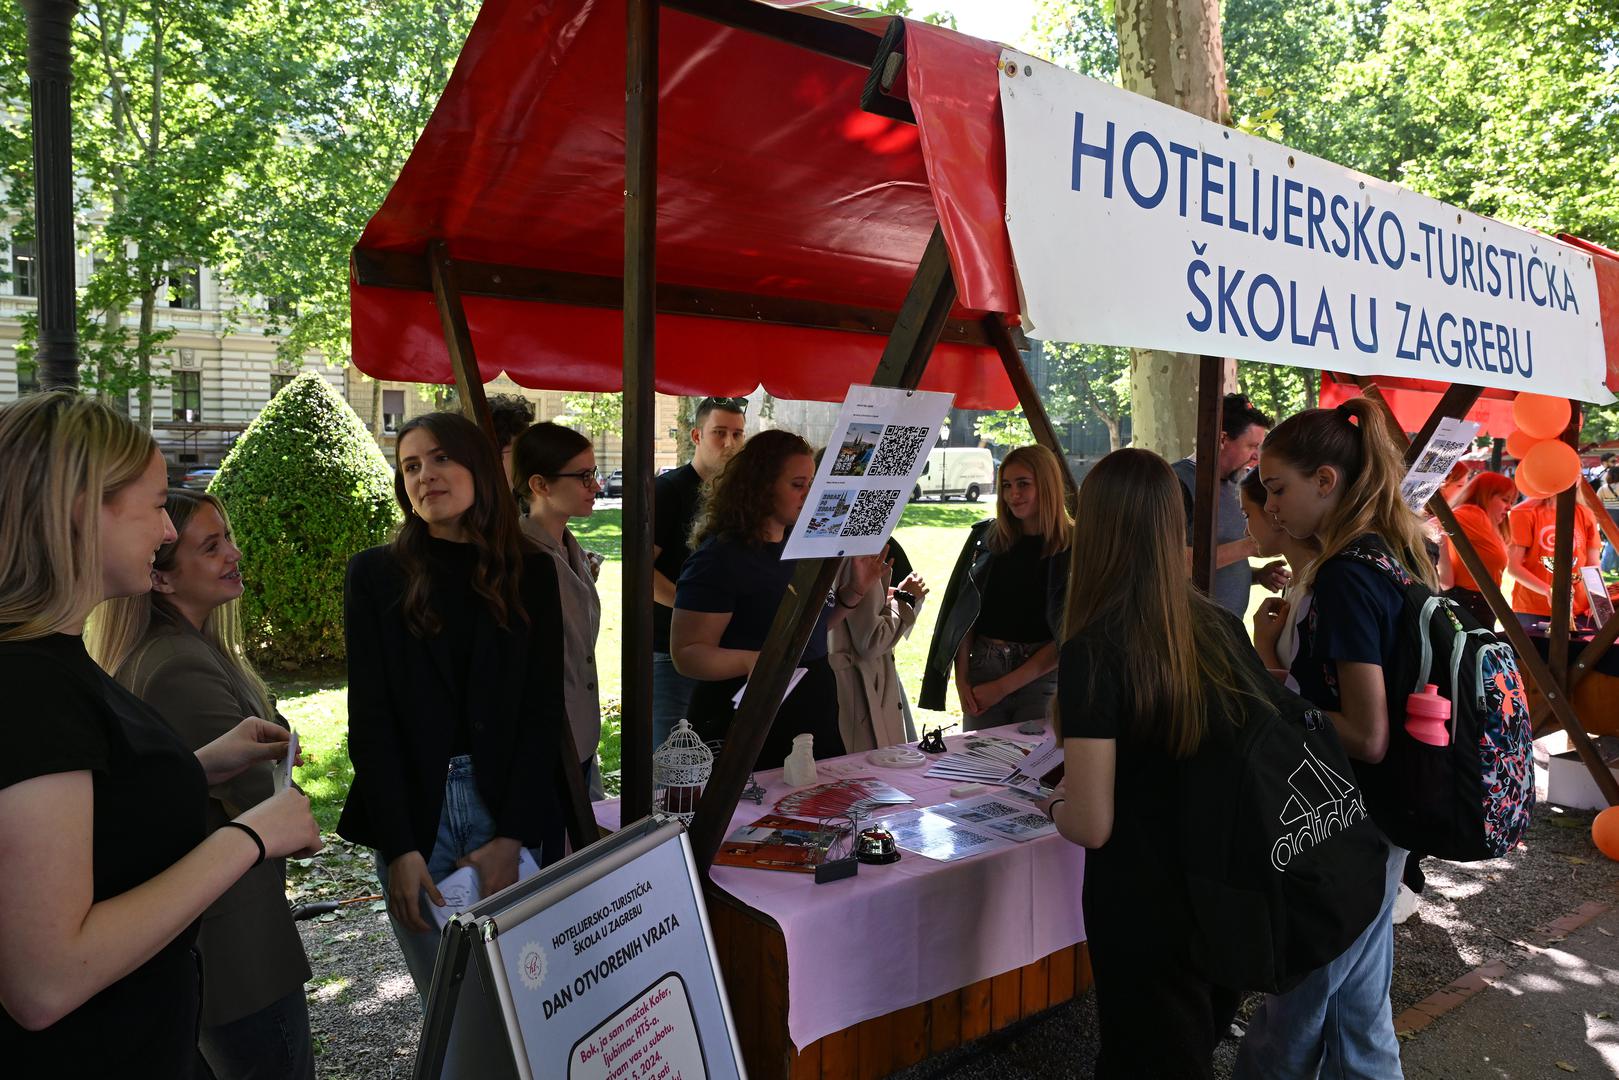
top-left (828, 562), bottom-right (919, 753)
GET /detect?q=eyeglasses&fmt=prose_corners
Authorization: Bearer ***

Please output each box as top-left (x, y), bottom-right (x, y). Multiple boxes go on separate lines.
top-left (548, 469), bottom-right (601, 487)
top-left (700, 396), bottom-right (749, 412)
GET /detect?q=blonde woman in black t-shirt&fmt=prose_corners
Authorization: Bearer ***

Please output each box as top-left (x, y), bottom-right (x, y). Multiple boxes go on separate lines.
top-left (920, 444), bottom-right (1071, 730)
top-left (0, 393), bottom-right (319, 1077)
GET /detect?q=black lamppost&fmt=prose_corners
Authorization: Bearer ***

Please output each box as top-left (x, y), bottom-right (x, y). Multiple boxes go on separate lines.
top-left (20, 0), bottom-right (80, 391)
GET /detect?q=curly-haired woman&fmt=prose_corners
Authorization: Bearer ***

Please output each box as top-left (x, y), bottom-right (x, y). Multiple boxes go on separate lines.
top-left (671, 429), bottom-right (885, 766)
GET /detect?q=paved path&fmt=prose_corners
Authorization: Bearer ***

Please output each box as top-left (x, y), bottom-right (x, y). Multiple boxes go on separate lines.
top-left (1399, 902), bottom-right (1619, 1078)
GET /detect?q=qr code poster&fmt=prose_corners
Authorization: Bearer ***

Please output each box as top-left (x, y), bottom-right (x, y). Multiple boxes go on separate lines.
top-left (782, 385), bottom-right (953, 561)
top-left (1401, 416), bottom-right (1480, 512)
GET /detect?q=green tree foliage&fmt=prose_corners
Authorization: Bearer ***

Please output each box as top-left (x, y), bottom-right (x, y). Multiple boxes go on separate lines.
top-left (211, 373), bottom-right (399, 666)
top-left (559, 391), bottom-right (625, 447)
top-left (220, 0), bottom-right (481, 368)
top-left (972, 409), bottom-right (1034, 449)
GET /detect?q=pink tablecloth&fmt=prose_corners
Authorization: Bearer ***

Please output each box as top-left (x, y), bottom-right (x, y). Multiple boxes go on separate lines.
top-left (594, 726), bottom-right (1086, 1049)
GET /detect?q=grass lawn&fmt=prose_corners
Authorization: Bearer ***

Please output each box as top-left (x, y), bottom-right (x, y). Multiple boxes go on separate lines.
top-left (273, 501), bottom-right (989, 822)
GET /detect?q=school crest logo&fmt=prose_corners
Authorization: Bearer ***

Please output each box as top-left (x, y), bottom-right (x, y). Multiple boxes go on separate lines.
top-left (518, 941), bottom-right (547, 990)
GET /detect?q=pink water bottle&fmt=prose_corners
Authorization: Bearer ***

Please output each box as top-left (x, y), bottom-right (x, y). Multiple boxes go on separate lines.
top-left (1405, 684), bottom-right (1452, 747)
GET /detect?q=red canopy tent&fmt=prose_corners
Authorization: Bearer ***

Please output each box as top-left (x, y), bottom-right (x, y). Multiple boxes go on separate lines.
top-left (349, 1), bottom-right (1022, 407)
top-left (355, 2), bottom-right (1619, 1074)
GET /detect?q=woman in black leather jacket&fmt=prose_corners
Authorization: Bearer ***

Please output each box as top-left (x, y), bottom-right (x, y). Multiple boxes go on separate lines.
top-left (919, 445), bottom-right (1071, 730)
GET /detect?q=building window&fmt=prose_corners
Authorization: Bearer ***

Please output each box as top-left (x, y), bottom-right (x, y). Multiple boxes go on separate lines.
top-left (15, 360), bottom-right (38, 395)
top-left (172, 370), bottom-right (202, 422)
top-left (11, 239), bottom-right (36, 298)
top-left (382, 389), bottom-right (406, 435)
top-left (167, 263), bottom-right (202, 309)
top-left (270, 371), bottom-right (296, 397)
top-left (267, 295), bottom-right (299, 319)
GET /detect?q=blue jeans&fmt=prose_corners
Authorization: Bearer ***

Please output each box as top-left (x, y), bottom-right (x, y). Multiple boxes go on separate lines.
top-left (198, 986), bottom-right (314, 1080)
top-left (963, 638), bottom-right (1057, 731)
top-left (1234, 838), bottom-right (1407, 1080)
top-left (652, 651), bottom-right (699, 749)
top-left (374, 756), bottom-right (544, 1007)
top-left (1602, 540), bottom-right (1618, 574)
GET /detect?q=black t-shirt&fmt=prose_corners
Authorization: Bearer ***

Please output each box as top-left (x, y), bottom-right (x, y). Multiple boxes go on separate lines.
top-left (1058, 612), bottom-right (1249, 930)
top-left (975, 535), bottom-right (1056, 643)
top-left (675, 534), bottom-right (832, 661)
top-left (425, 537), bottom-right (481, 755)
top-left (0, 633), bottom-right (208, 1075)
top-left (653, 463), bottom-right (705, 652)
top-left (1289, 537), bottom-right (1408, 823)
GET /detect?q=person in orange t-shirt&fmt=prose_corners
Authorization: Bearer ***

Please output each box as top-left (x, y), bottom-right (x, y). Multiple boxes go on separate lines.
top-left (1438, 471), bottom-right (1514, 628)
top-left (1506, 494), bottom-right (1602, 628)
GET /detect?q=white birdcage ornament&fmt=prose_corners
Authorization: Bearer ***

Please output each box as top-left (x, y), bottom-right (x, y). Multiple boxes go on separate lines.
top-left (653, 720), bottom-right (713, 824)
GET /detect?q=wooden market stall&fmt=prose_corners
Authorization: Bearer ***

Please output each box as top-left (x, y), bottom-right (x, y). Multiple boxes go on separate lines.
top-left (349, 2), bottom-right (1619, 1075)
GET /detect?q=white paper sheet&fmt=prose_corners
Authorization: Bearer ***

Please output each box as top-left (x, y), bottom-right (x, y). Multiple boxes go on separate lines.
top-left (1401, 417), bottom-right (1482, 510)
top-left (430, 848), bottom-right (542, 929)
top-left (782, 385), bottom-right (953, 561)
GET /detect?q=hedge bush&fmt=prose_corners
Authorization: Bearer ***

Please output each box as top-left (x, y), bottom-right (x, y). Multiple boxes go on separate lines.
top-left (211, 373), bottom-right (399, 667)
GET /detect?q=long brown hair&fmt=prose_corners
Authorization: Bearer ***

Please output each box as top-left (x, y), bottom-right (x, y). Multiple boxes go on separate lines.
top-left (689, 429), bottom-right (813, 549)
top-left (1261, 398), bottom-right (1437, 592)
top-left (0, 392), bottom-right (157, 641)
top-left (392, 412), bottom-right (532, 637)
top-left (88, 490), bottom-right (273, 718)
top-left (1063, 449), bottom-right (1273, 759)
top-left (990, 444), bottom-right (1072, 557)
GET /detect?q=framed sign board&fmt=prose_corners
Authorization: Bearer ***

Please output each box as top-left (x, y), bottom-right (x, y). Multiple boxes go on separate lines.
top-left (415, 816), bottom-right (745, 1080)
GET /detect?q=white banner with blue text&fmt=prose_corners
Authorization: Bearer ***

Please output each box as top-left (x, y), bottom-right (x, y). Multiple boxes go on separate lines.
top-left (998, 51), bottom-right (1614, 405)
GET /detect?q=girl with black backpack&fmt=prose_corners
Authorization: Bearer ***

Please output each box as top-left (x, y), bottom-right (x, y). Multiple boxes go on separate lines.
top-left (1040, 449), bottom-right (1275, 1078)
top-left (1235, 399), bottom-right (1429, 1080)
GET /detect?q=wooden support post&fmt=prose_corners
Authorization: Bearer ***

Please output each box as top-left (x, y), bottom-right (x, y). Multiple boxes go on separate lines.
top-left (1354, 379), bottom-right (1619, 805)
top-left (984, 315), bottom-right (1077, 504)
top-left (1531, 613), bottom-right (1619, 736)
top-left (688, 226), bottom-right (958, 875)
top-left (427, 242), bottom-right (495, 442)
top-left (428, 239), bottom-right (595, 848)
top-left (1581, 477), bottom-right (1619, 555)
top-left (1549, 402), bottom-right (1582, 679)
top-left (619, 0), bottom-right (659, 823)
top-left (1190, 355), bottom-right (1224, 595)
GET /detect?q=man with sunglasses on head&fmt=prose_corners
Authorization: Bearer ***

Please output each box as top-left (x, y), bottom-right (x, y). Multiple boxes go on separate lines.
top-left (652, 397), bottom-right (748, 747)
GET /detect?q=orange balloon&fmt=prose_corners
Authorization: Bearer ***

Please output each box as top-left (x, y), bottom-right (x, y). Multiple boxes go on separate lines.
top-left (1514, 468), bottom-right (1551, 500)
top-left (1512, 393), bottom-right (1572, 440)
top-left (1504, 430), bottom-right (1538, 460)
top-left (1518, 438), bottom-right (1581, 495)
top-left (1594, 806), bottom-right (1619, 862)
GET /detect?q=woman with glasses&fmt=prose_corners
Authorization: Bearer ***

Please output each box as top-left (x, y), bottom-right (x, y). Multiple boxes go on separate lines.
top-left (511, 422), bottom-right (606, 796)
top-left (338, 412), bottom-right (566, 1016)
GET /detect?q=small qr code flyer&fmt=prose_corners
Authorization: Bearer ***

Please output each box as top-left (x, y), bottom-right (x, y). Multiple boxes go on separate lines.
top-left (1400, 415), bottom-right (1480, 511)
top-left (782, 385), bottom-right (954, 560)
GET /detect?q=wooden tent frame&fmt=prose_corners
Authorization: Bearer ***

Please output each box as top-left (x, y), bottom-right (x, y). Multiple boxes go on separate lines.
top-left (368, 0), bottom-right (1619, 863)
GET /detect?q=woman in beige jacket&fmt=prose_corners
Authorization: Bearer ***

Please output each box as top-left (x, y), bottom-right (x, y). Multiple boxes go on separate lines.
top-left (89, 490), bottom-right (313, 1080)
top-left (829, 544), bottom-right (928, 752)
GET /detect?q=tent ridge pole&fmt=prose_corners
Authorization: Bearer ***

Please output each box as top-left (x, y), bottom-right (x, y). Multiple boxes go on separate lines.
top-left (427, 241), bottom-right (496, 442)
top-left (687, 225), bottom-right (958, 876)
top-left (984, 315), bottom-right (1077, 506)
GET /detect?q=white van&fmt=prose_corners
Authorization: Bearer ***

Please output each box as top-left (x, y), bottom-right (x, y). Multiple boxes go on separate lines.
top-left (911, 447), bottom-right (996, 502)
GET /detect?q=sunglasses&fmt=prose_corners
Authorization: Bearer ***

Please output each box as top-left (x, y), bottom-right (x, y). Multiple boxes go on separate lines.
top-left (700, 396), bottom-right (749, 412)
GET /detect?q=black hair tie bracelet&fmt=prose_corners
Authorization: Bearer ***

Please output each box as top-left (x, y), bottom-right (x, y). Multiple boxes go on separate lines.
top-left (223, 821), bottom-right (266, 868)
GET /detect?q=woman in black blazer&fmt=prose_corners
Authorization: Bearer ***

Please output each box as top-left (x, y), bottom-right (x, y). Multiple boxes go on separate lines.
top-left (338, 412), bottom-right (567, 1005)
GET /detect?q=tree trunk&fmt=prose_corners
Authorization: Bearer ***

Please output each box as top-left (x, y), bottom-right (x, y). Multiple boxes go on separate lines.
top-left (1115, 0), bottom-right (1234, 460)
top-left (674, 395), bottom-right (696, 466)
